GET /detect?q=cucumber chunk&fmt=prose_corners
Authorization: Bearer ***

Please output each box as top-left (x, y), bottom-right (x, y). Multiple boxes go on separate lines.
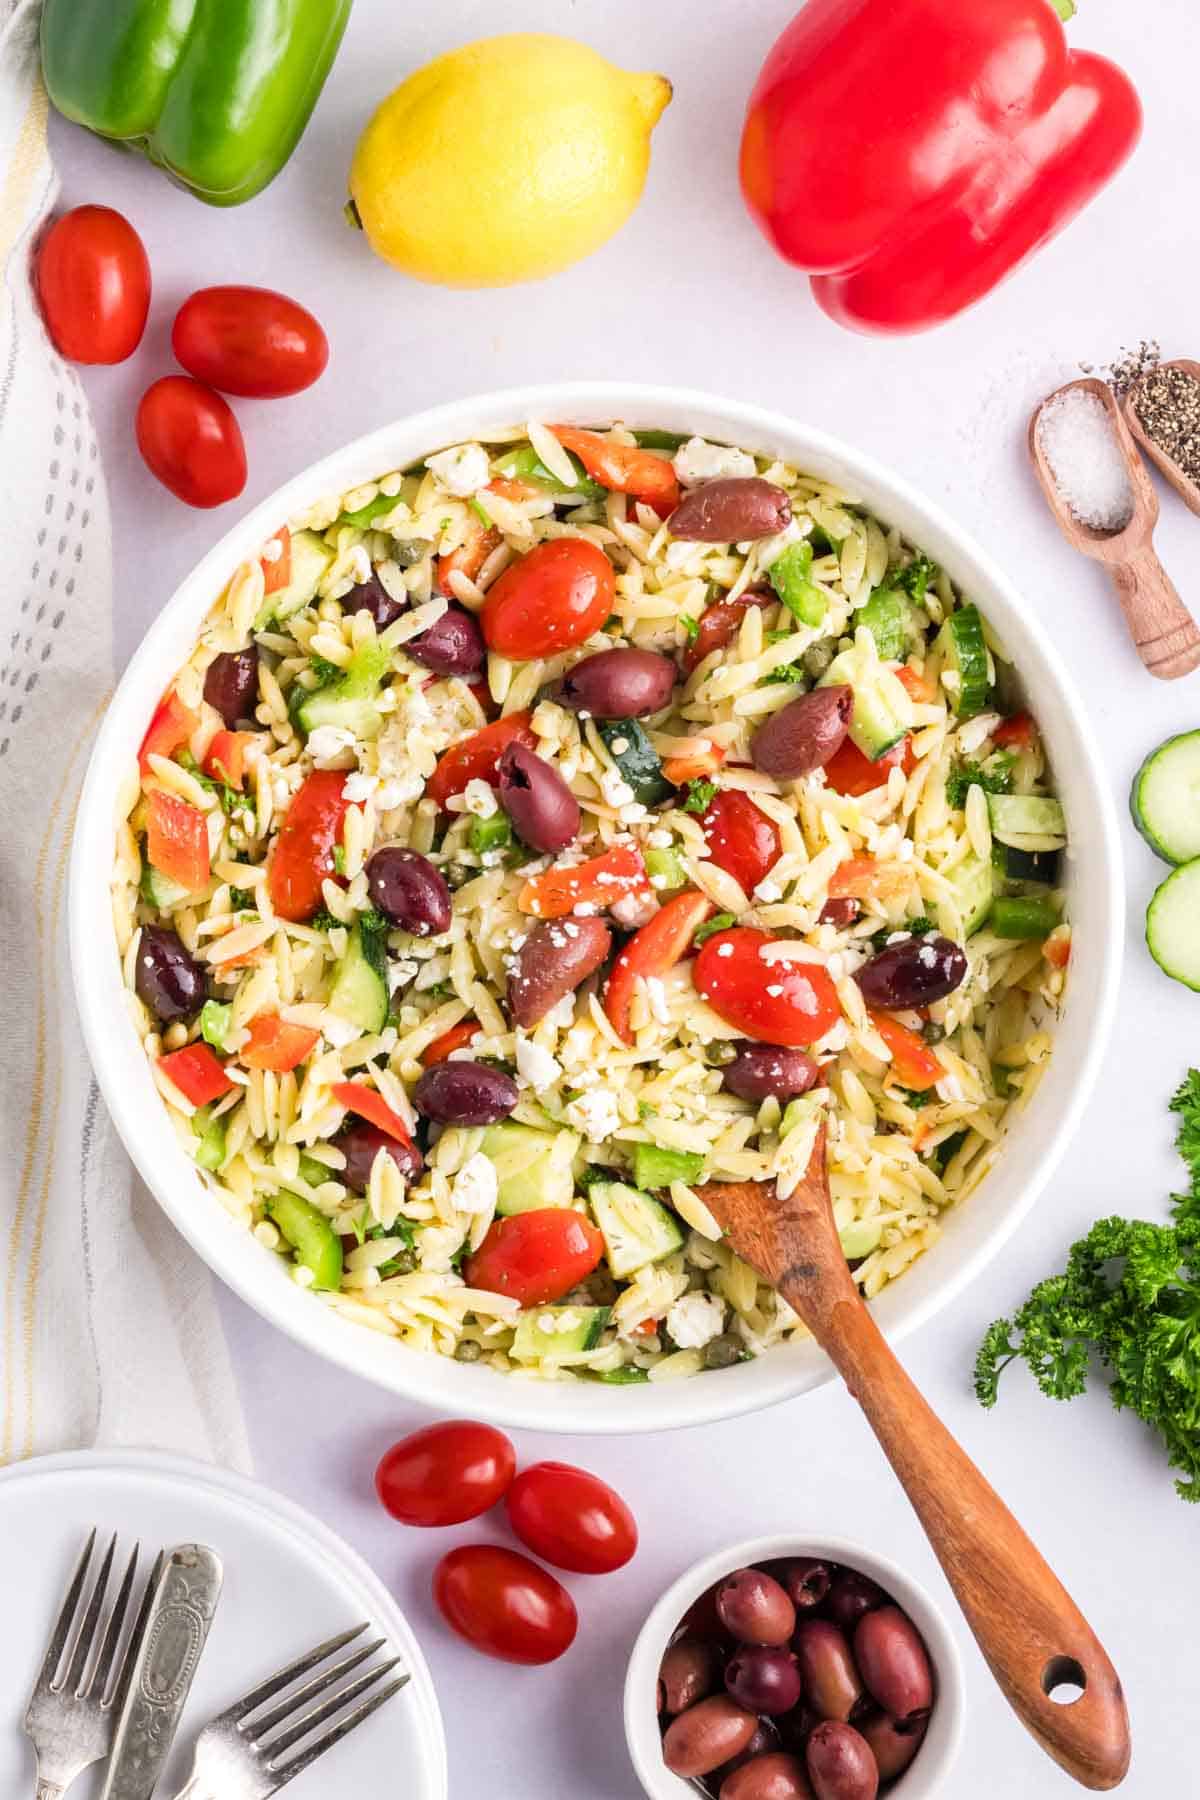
top-left (768, 541), bottom-right (827, 628)
top-left (820, 639), bottom-right (912, 760)
top-left (1132, 730), bottom-right (1200, 864)
top-left (936, 605), bottom-right (990, 718)
top-left (1147, 860), bottom-right (1200, 990)
top-left (265, 1190), bottom-right (343, 1290)
top-left (597, 719), bottom-right (671, 805)
top-left (140, 860), bottom-right (194, 910)
top-left (986, 794), bottom-right (1066, 847)
top-left (588, 1180), bottom-right (684, 1278)
top-left (295, 639), bottom-right (391, 743)
top-left (510, 1305), bottom-right (611, 1362)
top-left (839, 1218), bottom-right (883, 1261)
top-left (199, 1000), bottom-right (233, 1051)
top-left (858, 588), bottom-right (918, 661)
top-left (632, 1143), bottom-right (705, 1190)
top-left (256, 529), bottom-right (333, 628)
top-left (483, 1122), bottom-right (575, 1215)
top-left (327, 913), bottom-right (390, 1034)
top-left (947, 853), bottom-right (994, 937)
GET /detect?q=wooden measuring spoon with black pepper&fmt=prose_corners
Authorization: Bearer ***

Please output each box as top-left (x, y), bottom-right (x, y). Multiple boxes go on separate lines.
top-left (1029, 376), bottom-right (1200, 680)
top-left (701, 1130), bottom-right (1131, 1792)
top-left (1123, 359), bottom-right (1200, 519)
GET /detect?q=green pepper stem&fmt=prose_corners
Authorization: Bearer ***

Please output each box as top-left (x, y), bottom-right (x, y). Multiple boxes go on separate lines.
top-left (1050, 0), bottom-right (1076, 18)
top-left (343, 196), bottom-right (363, 230)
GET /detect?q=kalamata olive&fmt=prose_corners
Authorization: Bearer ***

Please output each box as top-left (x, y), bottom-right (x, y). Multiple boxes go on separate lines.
top-left (854, 935), bottom-right (967, 1010)
top-left (668, 478), bottom-right (793, 543)
top-left (752, 688), bottom-right (853, 781)
top-left (725, 1647), bottom-right (803, 1715)
top-left (134, 924), bottom-right (207, 1023)
top-left (497, 742), bottom-right (580, 854)
top-left (337, 1122), bottom-right (424, 1194)
top-left (204, 646), bottom-right (259, 726)
top-left (660, 1638), bottom-right (720, 1715)
top-left (365, 847), bottom-right (452, 936)
top-left (853, 1607), bottom-right (933, 1723)
top-left (716, 1569), bottom-right (795, 1647)
top-left (342, 571), bottom-right (404, 629)
top-left (408, 603), bottom-right (485, 677)
top-left (824, 1571), bottom-right (884, 1633)
top-left (714, 1718), bottom-right (780, 1787)
top-left (779, 1559), bottom-right (832, 1612)
top-left (723, 1046), bottom-right (819, 1104)
top-left (413, 1060), bottom-right (519, 1126)
top-left (792, 1621), bottom-right (863, 1723)
top-left (857, 1711), bottom-right (928, 1781)
top-left (554, 647), bottom-right (677, 719)
top-left (662, 1696), bottom-right (760, 1778)
top-left (508, 916), bottom-right (612, 1029)
top-left (678, 1583), bottom-right (728, 1645)
top-left (817, 898), bottom-right (860, 929)
top-left (720, 1751), bottom-right (815, 1800)
top-left (805, 1722), bottom-right (879, 1800)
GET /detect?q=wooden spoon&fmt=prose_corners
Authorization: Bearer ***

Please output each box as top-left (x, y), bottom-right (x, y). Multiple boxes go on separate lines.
top-left (1028, 376), bottom-right (1200, 680)
top-left (701, 1130), bottom-right (1131, 1792)
top-left (1123, 359), bottom-right (1200, 518)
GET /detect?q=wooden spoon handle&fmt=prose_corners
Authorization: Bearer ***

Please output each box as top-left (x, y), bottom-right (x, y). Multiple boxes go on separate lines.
top-left (1110, 545), bottom-right (1200, 679)
top-left (793, 1285), bottom-right (1131, 1790)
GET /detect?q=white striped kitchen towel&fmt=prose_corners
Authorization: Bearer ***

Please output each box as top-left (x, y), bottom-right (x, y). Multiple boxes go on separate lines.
top-left (0, 0), bottom-right (250, 1472)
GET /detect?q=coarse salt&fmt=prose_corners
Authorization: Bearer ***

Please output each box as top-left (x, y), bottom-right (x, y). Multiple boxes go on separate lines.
top-left (1037, 389), bottom-right (1134, 533)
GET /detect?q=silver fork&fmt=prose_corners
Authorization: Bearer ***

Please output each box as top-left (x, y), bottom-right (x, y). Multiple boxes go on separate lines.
top-left (169, 1623), bottom-right (408, 1799)
top-left (24, 1529), bottom-right (157, 1800)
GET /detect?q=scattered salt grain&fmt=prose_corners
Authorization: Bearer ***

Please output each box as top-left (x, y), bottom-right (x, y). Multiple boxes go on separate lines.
top-left (1037, 389), bottom-right (1134, 532)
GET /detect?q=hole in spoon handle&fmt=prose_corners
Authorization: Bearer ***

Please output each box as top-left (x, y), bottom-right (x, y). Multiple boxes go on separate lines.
top-left (1111, 549), bottom-right (1200, 679)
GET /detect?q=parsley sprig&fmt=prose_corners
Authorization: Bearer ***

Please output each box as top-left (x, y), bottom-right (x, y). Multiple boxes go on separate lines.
top-left (975, 1071), bottom-right (1200, 1502)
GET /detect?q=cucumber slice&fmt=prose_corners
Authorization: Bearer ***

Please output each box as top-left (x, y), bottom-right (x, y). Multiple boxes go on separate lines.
top-left (821, 641), bottom-right (912, 760)
top-left (597, 719), bottom-right (671, 805)
top-left (265, 1190), bottom-right (343, 1290)
top-left (588, 1180), bottom-right (684, 1278)
top-left (858, 588), bottom-right (918, 661)
top-left (510, 1304), bottom-right (610, 1362)
top-left (947, 853), bottom-right (994, 937)
top-left (936, 605), bottom-right (990, 718)
top-left (986, 794), bottom-right (1066, 847)
top-left (295, 640), bottom-right (390, 743)
top-left (483, 1122), bottom-right (575, 1215)
top-left (256, 529), bottom-right (333, 628)
top-left (1147, 860), bottom-right (1200, 990)
top-left (140, 861), bottom-right (194, 911)
top-left (839, 1218), bottom-right (883, 1261)
top-left (1132, 731), bottom-right (1200, 864)
top-left (632, 1143), bottom-right (705, 1190)
top-left (327, 914), bottom-right (389, 1034)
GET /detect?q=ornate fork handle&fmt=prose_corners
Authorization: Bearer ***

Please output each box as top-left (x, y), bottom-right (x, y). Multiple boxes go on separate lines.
top-left (35, 1780), bottom-right (66, 1799)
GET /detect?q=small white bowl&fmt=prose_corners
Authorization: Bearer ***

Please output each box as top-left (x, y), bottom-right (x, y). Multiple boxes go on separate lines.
top-left (624, 1533), bottom-right (965, 1799)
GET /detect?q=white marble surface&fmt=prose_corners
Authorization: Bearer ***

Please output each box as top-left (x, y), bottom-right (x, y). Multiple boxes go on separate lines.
top-left (51, 2), bottom-right (1197, 1793)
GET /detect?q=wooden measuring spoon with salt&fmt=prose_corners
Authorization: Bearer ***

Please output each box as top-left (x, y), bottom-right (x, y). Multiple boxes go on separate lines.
top-left (1029, 376), bottom-right (1200, 680)
top-left (701, 1132), bottom-right (1131, 1792)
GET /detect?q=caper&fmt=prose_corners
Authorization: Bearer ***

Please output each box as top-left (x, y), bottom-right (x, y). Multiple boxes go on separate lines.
top-left (703, 1333), bottom-right (745, 1370)
top-left (802, 641), bottom-right (836, 680)
top-left (454, 1338), bottom-right (483, 1362)
top-left (443, 862), bottom-right (474, 890)
top-left (921, 1020), bottom-right (946, 1045)
top-left (704, 1041), bottom-right (738, 1068)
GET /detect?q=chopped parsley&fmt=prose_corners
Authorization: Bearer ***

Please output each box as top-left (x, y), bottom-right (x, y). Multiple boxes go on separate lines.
top-left (310, 907), bottom-right (341, 932)
top-left (893, 553), bottom-right (937, 605)
top-left (907, 915), bottom-right (936, 936)
top-left (694, 911), bottom-right (736, 947)
top-left (309, 655), bottom-right (342, 685)
top-left (899, 1087), bottom-right (935, 1110)
top-left (945, 751), bottom-right (1015, 811)
top-left (762, 660), bottom-right (807, 687)
top-left (681, 778), bottom-right (718, 814)
top-left (176, 749), bottom-right (241, 817)
top-left (679, 613), bottom-right (700, 644)
top-left (228, 887), bottom-right (254, 911)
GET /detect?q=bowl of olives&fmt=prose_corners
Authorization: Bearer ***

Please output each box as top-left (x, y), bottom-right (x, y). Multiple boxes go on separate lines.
top-left (624, 1534), bottom-right (964, 1800)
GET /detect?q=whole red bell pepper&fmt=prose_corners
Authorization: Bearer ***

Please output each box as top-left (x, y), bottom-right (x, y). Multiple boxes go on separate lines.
top-left (739, 0), bottom-right (1142, 334)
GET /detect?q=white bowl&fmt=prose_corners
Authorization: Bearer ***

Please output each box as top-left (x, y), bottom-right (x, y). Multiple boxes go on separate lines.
top-left (70, 381), bottom-right (1123, 1434)
top-left (624, 1533), bottom-right (965, 1799)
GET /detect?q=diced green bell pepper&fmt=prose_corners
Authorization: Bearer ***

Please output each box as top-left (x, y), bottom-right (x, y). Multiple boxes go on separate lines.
top-left (265, 1190), bottom-right (343, 1290)
top-left (41, 0), bottom-right (352, 207)
top-left (768, 541), bottom-right (827, 628)
top-left (191, 1104), bottom-right (226, 1172)
top-left (492, 444), bottom-right (602, 500)
top-left (632, 1143), bottom-right (705, 1190)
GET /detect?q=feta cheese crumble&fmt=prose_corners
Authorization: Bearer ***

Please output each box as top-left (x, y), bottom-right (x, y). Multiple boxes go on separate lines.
top-left (452, 1152), bottom-right (499, 1216)
top-left (672, 437), bottom-right (758, 487)
top-left (515, 1036), bottom-right (562, 1091)
top-left (426, 442), bottom-right (491, 497)
top-left (565, 1087), bottom-right (621, 1143)
top-left (665, 1291), bottom-right (727, 1349)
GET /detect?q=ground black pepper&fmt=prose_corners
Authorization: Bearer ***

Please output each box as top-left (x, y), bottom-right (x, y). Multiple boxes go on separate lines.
top-left (1133, 365), bottom-right (1200, 486)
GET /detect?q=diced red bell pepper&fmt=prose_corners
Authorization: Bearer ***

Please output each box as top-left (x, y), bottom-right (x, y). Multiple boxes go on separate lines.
top-left (604, 890), bottom-right (715, 1044)
top-left (331, 1081), bottom-right (415, 1146)
top-left (426, 712), bottom-right (535, 809)
top-left (240, 1014), bottom-right (320, 1072)
top-left (203, 729), bottom-right (254, 790)
top-left (868, 1010), bottom-right (943, 1091)
top-left (267, 770), bottom-right (349, 922)
top-left (519, 843), bottom-right (651, 920)
top-left (487, 476), bottom-right (544, 504)
top-left (139, 688), bottom-right (199, 775)
top-left (550, 427), bottom-right (681, 512)
top-left (827, 856), bottom-right (913, 904)
top-left (437, 518), bottom-right (501, 590)
top-left (260, 526), bottom-right (292, 595)
top-left (662, 742), bottom-right (727, 786)
top-left (422, 1020), bottom-right (482, 1066)
top-left (158, 1042), bottom-right (232, 1106)
top-left (823, 735), bottom-right (912, 798)
top-left (895, 665), bottom-right (935, 703)
top-left (146, 787), bottom-right (210, 893)
top-left (993, 712), bottom-right (1038, 752)
top-left (1045, 924), bottom-right (1071, 970)
top-left (740, 0), bottom-right (1142, 334)
top-left (683, 588), bottom-right (775, 674)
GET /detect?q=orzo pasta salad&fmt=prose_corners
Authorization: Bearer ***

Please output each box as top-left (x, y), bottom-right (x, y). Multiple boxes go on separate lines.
top-left (112, 423), bottom-right (1070, 1383)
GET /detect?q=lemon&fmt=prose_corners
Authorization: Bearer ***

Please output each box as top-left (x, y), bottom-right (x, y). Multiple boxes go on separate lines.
top-left (348, 33), bottom-right (672, 287)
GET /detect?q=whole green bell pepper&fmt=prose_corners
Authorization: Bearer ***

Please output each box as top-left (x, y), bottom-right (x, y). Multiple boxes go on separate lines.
top-left (41, 0), bottom-right (352, 207)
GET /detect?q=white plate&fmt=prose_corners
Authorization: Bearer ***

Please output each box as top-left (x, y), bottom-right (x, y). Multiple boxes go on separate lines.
top-left (0, 1449), bottom-right (447, 1799)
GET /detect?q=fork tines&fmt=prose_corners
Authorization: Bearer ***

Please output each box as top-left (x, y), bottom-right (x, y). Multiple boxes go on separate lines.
top-left (232, 1624), bottom-right (409, 1783)
top-left (38, 1528), bottom-right (150, 1708)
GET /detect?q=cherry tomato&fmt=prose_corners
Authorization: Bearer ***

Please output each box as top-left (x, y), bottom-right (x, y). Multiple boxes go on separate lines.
top-left (434, 1544), bottom-right (577, 1665)
top-left (376, 1421), bottom-right (516, 1527)
top-left (136, 376), bottom-right (247, 508)
top-left (481, 539), bottom-right (615, 659)
top-left (35, 205), bottom-right (150, 365)
top-left (604, 890), bottom-right (715, 1044)
top-left (463, 1209), bottom-right (604, 1307)
top-left (425, 712), bottom-right (535, 808)
top-left (172, 286), bottom-right (328, 398)
top-left (700, 790), bottom-right (782, 897)
top-left (267, 770), bottom-right (349, 921)
top-left (694, 927), bottom-right (841, 1047)
top-left (506, 1462), bottom-right (638, 1575)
